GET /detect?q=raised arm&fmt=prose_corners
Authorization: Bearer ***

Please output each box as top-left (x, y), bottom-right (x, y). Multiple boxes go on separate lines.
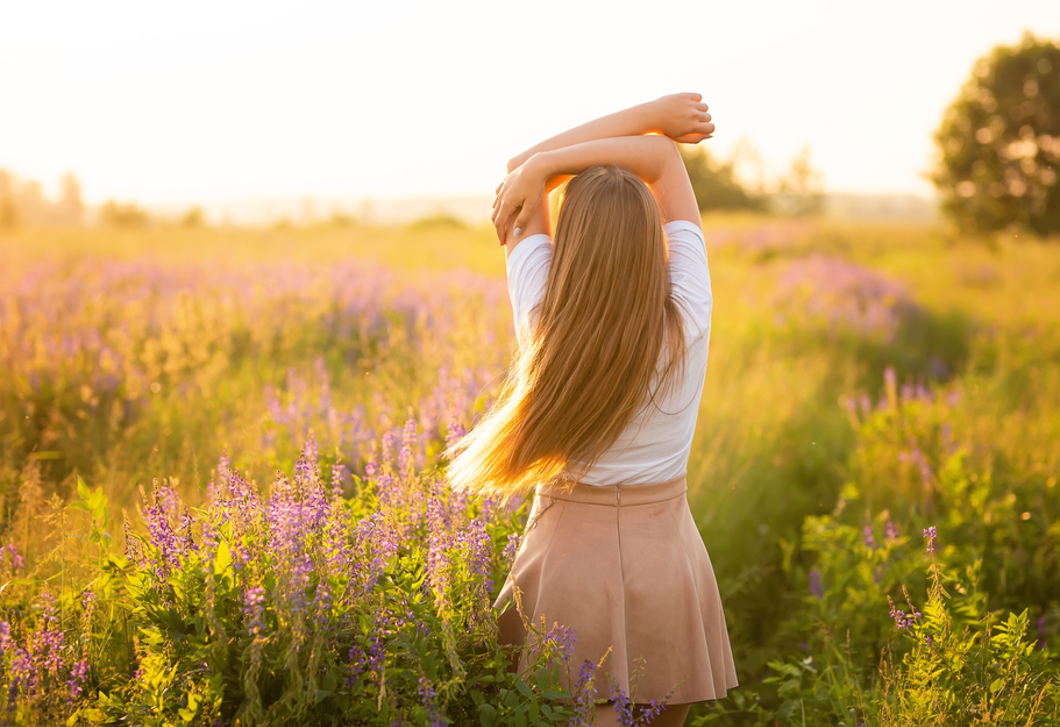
top-left (493, 134), bottom-right (701, 248)
top-left (506, 93), bottom-right (714, 173)
top-left (493, 94), bottom-right (714, 252)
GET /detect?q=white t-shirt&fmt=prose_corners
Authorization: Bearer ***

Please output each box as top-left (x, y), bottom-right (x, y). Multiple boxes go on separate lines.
top-left (505, 219), bottom-right (713, 486)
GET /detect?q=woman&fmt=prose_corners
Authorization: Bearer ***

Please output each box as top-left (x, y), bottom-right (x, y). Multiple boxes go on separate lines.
top-left (445, 93), bottom-right (737, 726)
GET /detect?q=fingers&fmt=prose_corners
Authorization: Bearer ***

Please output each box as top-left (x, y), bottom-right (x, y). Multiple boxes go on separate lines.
top-left (684, 92), bottom-right (703, 102)
top-left (512, 208), bottom-right (532, 239)
top-left (492, 204), bottom-right (512, 231)
top-left (493, 208), bottom-right (510, 245)
top-left (492, 202), bottom-right (519, 245)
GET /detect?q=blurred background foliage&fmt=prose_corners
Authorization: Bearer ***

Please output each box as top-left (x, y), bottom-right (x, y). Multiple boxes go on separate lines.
top-left (677, 143), bottom-right (825, 218)
top-left (933, 32), bottom-right (1060, 237)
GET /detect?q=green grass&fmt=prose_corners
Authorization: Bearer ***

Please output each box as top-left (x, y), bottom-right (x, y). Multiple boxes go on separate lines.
top-left (1, 215), bottom-right (1058, 724)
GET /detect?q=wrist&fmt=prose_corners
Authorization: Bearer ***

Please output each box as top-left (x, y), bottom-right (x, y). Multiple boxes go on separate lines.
top-left (527, 151), bottom-right (557, 181)
top-left (632, 100), bottom-right (656, 134)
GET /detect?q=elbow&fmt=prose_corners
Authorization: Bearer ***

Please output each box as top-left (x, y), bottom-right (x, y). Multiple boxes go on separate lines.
top-left (656, 135), bottom-right (682, 164)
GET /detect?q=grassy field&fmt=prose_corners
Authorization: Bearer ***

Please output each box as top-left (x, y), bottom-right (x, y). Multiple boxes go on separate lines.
top-left (1, 216), bottom-right (1058, 725)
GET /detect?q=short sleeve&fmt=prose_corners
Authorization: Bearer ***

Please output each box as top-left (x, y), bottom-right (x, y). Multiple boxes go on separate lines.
top-left (505, 234), bottom-right (552, 348)
top-left (665, 220), bottom-right (712, 339)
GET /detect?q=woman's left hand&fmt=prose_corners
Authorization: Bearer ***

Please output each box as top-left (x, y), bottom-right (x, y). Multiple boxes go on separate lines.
top-left (646, 93), bottom-right (715, 143)
top-left (492, 153), bottom-right (549, 244)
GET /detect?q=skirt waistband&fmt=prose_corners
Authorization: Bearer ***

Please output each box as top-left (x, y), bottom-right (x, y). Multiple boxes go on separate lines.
top-left (536, 474), bottom-right (687, 506)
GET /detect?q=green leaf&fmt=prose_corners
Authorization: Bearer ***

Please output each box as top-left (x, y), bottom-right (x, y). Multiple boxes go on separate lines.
top-left (77, 475), bottom-right (91, 502)
top-left (214, 540), bottom-right (233, 576)
top-left (478, 703), bottom-right (497, 727)
top-left (990, 678), bottom-right (1004, 693)
top-left (3, 578), bottom-right (42, 587)
top-left (536, 667), bottom-right (549, 693)
top-left (516, 679), bottom-right (533, 699)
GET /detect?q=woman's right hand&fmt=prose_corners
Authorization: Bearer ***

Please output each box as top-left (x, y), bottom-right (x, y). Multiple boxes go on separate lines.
top-left (492, 152), bottom-right (551, 243)
top-left (645, 93), bottom-right (715, 144)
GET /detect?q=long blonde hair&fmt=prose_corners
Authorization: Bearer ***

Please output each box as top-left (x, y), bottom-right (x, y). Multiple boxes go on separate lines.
top-left (445, 165), bottom-right (688, 498)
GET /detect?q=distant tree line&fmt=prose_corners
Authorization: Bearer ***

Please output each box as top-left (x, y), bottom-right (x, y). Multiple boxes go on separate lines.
top-left (0, 169), bottom-right (85, 227)
top-left (98, 200), bottom-right (151, 228)
top-left (679, 143), bottom-right (825, 217)
top-left (0, 169), bottom-right (216, 229)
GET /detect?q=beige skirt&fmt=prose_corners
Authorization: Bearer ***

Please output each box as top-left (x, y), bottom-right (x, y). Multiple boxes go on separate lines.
top-left (493, 475), bottom-right (738, 704)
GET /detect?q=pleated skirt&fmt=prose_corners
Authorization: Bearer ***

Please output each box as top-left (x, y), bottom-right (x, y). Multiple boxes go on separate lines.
top-left (493, 475), bottom-right (738, 704)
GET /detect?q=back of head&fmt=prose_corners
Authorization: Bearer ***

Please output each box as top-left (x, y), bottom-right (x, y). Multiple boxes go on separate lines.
top-left (446, 165), bottom-right (686, 498)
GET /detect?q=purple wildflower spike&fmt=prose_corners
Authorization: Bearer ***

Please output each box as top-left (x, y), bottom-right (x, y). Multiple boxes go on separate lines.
top-left (809, 567), bottom-right (823, 599)
top-left (863, 524), bottom-right (876, 549)
top-left (923, 526), bottom-right (938, 553)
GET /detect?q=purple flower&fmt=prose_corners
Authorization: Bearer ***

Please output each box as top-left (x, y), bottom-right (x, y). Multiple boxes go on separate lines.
top-left (331, 462), bottom-right (350, 499)
top-left (773, 257), bottom-right (914, 342)
top-left (399, 419), bottom-right (418, 479)
top-left (65, 659), bottom-right (89, 700)
top-left (884, 520), bottom-right (899, 544)
top-left (0, 622), bottom-right (11, 657)
top-left (923, 526), bottom-right (938, 554)
top-left (243, 586), bottom-right (266, 637)
top-left (863, 524), bottom-right (876, 549)
top-left (809, 567), bottom-right (823, 600)
top-left (459, 517), bottom-right (494, 594)
top-left (609, 678), bottom-right (636, 727)
top-left (570, 660), bottom-right (598, 724)
top-left (898, 448), bottom-right (933, 487)
top-left (538, 622), bottom-right (577, 662)
top-left (888, 595), bottom-right (921, 630)
top-left (4, 544), bottom-right (23, 572)
top-left (608, 675), bottom-right (673, 726)
top-left (416, 676), bottom-right (445, 727)
top-left (503, 533), bottom-right (522, 564)
top-left (313, 580), bottom-right (333, 629)
top-left (445, 417), bottom-right (467, 451)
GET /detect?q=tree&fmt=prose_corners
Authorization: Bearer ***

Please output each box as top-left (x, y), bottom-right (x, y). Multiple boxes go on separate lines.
top-left (58, 173), bottom-right (84, 226)
top-left (679, 145), bottom-right (767, 212)
top-left (932, 33), bottom-right (1060, 236)
top-left (0, 197), bottom-right (18, 228)
top-left (772, 145), bottom-right (825, 217)
top-left (0, 169), bottom-right (16, 228)
top-left (180, 206), bottom-right (205, 228)
top-left (100, 200), bottom-right (150, 228)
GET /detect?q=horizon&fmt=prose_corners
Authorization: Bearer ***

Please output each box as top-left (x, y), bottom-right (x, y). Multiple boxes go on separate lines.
top-left (2, 1), bottom-right (1059, 207)
top-left (27, 190), bottom-right (939, 226)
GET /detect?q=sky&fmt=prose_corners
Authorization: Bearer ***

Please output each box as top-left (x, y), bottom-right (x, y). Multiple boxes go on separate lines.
top-left (1, 0), bottom-right (1058, 207)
